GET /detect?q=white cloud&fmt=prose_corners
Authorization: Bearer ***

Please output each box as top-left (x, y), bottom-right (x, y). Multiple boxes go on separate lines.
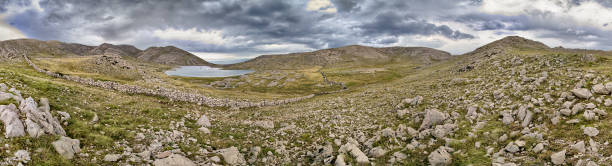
top-left (254, 43), bottom-right (315, 53)
top-left (306, 0), bottom-right (338, 13)
top-left (0, 15), bottom-right (26, 41)
top-left (191, 52), bottom-right (254, 60)
top-left (481, 0), bottom-right (612, 31)
top-left (153, 28), bottom-right (230, 45)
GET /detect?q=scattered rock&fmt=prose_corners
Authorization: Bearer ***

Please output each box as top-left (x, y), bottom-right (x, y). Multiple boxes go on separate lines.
top-left (253, 120), bottom-right (274, 129)
top-left (52, 136), bottom-right (81, 159)
top-left (532, 143), bottom-right (544, 153)
top-left (196, 115), bottom-right (211, 127)
top-left (550, 150), bottom-right (566, 165)
top-left (14, 150), bottom-right (30, 163)
top-left (571, 88), bottom-right (592, 99)
top-left (216, 147), bottom-right (246, 165)
top-left (339, 143), bottom-right (368, 164)
top-left (152, 154), bottom-right (196, 166)
top-left (428, 146), bottom-right (452, 166)
top-left (0, 104), bottom-right (25, 138)
top-left (368, 147), bottom-right (387, 158)
top-left (570, 141), bottom-right (585, 153)
top-left (584, 127), bottom-right (599, 137)
top-left (592, 83), bottom-right (610, 94)
top-left (198, 127), bottom-right (211, 134)
top-left (104, 154), bottom-right (122, 162)
top-left (419, 109), bottom-right (447, 130)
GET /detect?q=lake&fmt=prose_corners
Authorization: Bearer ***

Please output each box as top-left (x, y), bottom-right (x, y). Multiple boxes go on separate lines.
top-left (165, 66), bottom-right (254, 78)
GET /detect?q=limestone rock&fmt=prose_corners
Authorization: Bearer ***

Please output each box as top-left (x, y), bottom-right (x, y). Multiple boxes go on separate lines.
top-left (104, 154), bottom-right (122, 162)
top-left (14, 150), bottom-right (30, 163)
top-left (592, 83), bottom-right (610, 94)
top-left (368, 147), bottom-right (386, 158)
top-left (339, 143), bottom-right (368, 164)
top-left (550, 150), bottom-right (565, 165)
top-left (52, 136), bottom-right (81, 159)
top-left (571, 88), bottom-right (592, 99)
top-left (0, 104), bottom-right (25, 138)
top-left (253, 120), bottom-right (274, 129)
top-left (216, 147), bottom-right (246, 165)
top-left (419, 109), bottom-right (447, 130)
top-left (196, 115), bottom-right (211, 127)
top-left (19, 97), bottom-right (66, 136)
top-left (532, 143), bottom-right (544, 153)
top-left (570, 141), bottom-right (585, 153)
top-left (605, 82), bottom-right (612, 92)
top-left (428, 146), bottom-right (452, 166)
top-left (152, 154), bottom-right (196, 166)
top-left (335, 154), bottom-right (346, 166)
top-left (584, 127), bottom-right (599, 137)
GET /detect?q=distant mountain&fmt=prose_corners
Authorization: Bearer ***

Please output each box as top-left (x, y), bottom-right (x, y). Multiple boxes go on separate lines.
top-left (0, 38), bottom-right (213, 66)
top-left (137, 46), bottom-right (215, 66)
top-left (224, 45), bottom-right (451, 70)
top-left (465, 36), bottom-right (550, 57)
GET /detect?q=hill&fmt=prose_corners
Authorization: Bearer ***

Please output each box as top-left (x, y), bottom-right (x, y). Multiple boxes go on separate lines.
top-left (137, 46), bottom-right (215, 66)
top-left (0, 39), bottom-right (212, 66)
top-left (224, 45), bottom-right (451, 70)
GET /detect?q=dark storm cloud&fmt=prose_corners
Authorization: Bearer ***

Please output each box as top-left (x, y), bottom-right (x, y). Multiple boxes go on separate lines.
top-left (4, 0), bottom-right (612, 56)
top-left (359, 12), bottom-right (474, 39)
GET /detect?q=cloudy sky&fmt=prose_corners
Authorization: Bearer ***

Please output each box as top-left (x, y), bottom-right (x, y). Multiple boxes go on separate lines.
top-left (2, 0), bottom-right (612, 61)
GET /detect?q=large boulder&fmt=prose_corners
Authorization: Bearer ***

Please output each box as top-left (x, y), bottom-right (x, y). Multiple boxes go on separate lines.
top-left (216, 147), bottom-right (246, 165)
top-left (605, 82), bottom-right (612, 92)
top-left (428, 146), bottom-right (452, 166)
top-left (571, 88), bottom-right (592, 99)
top-left (153, 154), bottom-right (196, 166)
top-left (339, 143), bottom-right (368, 164)
top-left (584, 127), bottom-right (599, 137)
top-left (52, 136), bottom-right (81, 159)
top-left (0, 104), bottom-right (25, 138)
top-left (550, 150), bottom-right (566, 165)
top-left (592, 83), bottom-right (610, 95)
top-left (419, 109), bottom-right (447, 130)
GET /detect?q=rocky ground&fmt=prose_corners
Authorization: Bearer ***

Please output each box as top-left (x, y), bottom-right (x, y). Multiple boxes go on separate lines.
top-left (0, 37), bottom-right (611, 165)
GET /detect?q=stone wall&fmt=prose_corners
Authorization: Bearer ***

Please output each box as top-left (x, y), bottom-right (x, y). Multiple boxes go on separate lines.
top-left (23, 54), bottom-right (314, 109)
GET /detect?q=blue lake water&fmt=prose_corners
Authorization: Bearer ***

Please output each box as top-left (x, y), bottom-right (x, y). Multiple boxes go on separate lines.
top-left (165, 66), bottom-right (254, 78)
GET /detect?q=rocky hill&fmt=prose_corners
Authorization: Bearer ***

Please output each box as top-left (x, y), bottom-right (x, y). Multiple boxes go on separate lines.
top-left (224, 45), bottom-right (451, 70)
top-left (0, 39), bottom-right (212, 66)
top-left (137, 46), bottom-right (215, 66)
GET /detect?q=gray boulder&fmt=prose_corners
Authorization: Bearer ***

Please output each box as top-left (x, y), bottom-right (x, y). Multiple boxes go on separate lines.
top-left (592, 83), bottom-right (610, 94)
top-left (428, 146), bottom-right (452, 166)
top-left (52, 136), bottom-right (81, 159)
top-left (153, 154), bottom-right (196, 166)
top-left (571, 88), bottom-right (592, 99)
top-left (19, 97), bottom-right (66, 136)
top-left (339, 143), bottom-right (368, 164)
top-left (550, 150), bottom-right (566, 165)
top-left (0, 104), bottom-right (25, 138)
top-left (584, 127), bottom-right (599, 137)
top-left (419, 109), bottom-right (447, 130)
top-left (104, 154), bottom-right (122, 162)
top-left (216, 147), bottom-right (246, 165)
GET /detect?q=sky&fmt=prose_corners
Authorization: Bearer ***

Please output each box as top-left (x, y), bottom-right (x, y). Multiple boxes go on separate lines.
top-left (2, 0), bottom-right (612, 61)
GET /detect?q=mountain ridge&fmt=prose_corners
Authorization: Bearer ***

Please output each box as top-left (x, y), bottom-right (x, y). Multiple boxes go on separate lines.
top-left (0, 38), bottom-right (212, 66)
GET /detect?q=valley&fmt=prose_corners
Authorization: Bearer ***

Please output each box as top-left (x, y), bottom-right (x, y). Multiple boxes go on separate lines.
top-left (0, 36), bottom-right (611, 166)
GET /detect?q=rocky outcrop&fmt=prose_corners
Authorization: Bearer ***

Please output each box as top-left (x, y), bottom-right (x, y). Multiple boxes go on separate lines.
top-left (0, 104), bottom-right (25, 138)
